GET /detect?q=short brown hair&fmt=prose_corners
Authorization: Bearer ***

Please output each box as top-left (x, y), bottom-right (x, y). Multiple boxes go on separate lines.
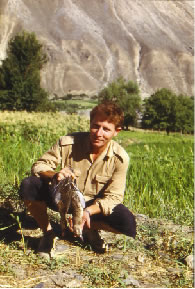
top-left (90, 101), bottom-right (124, 128)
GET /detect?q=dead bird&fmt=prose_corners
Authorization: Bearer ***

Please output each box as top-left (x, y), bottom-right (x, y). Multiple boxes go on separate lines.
top-left (51, 176), bottom-right (85, 240)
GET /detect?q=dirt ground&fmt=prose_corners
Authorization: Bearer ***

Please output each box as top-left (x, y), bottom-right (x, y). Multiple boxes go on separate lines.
top-left (0, 201), bottom-right (194, 288)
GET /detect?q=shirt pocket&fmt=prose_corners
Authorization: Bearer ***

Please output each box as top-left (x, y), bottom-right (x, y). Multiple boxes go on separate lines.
top-left (95, 174), bottom-right (112, 195)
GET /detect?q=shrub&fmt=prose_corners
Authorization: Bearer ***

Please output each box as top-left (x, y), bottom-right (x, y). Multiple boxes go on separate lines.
top-left (0, 31), bottom-right (51, 111)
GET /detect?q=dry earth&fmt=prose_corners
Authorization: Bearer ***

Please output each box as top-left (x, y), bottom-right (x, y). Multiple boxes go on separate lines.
top-left (0, 0), bottom-right (193, 97)
top-left (0, 199), bottom-right (194, 288)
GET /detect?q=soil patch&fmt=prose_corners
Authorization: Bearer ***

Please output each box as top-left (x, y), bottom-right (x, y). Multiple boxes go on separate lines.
top-left (0, 201), bottom-right (193, 288)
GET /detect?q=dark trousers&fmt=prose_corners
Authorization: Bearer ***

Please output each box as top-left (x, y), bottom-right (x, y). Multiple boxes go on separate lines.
top-left (19, 176), bottom-right (136, 238)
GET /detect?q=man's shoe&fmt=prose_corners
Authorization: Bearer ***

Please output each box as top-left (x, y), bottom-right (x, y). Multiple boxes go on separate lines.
top-left (37, 230), bottom-right (56, 259)
top-left (83, 229), bottom-right (109, 253)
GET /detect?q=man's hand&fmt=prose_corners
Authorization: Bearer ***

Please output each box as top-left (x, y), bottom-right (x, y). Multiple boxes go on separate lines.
top-left (81, 210), bottom-right (91, 230)
top-left (55, 167), bottom-right (75, 182)
top-left (39, 167), bottom-right (75, 183)
top-left (81, 204), bottom-right (101, 231)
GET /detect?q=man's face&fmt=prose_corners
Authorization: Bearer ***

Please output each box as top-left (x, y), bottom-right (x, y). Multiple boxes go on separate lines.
top-left (90, 113), bottom-right (121, 151)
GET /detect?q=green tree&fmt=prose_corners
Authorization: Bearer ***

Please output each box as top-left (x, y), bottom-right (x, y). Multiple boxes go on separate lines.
top-left (98, 77), bottom-right (142, 129)
top-left (142, 88), bottom-right (194, 135)
top-left (0, 31), bottom-right (53, 111)
top-left (175, 95), bottom-right (194, 134)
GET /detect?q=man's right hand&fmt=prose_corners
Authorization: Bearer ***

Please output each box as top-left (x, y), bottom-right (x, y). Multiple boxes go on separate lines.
top-left (39, 167), bottom-right (75, 183)
top-left (55, 167), bottom-right (75, 182)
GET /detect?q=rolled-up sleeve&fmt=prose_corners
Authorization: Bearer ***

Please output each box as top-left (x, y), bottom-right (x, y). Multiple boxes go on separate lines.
top-left (95, 153), bottom-right (129, 215)
top-left (31, 140), bottom-right (61, 176)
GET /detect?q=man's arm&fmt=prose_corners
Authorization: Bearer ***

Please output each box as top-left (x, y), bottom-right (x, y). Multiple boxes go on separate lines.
top-left (32, 136), bottom-right (75, 181)
top-left (31, 140), bottom-right (61, 176)
top-left (95, 152), bottom-right (130, 215)
top-left (39, 171), bottom-right (56, 182)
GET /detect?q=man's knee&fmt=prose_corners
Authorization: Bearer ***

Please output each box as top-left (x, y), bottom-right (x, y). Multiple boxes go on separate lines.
top-left (19, 176), bottom-right (43, 201)
top-left (107, 204), bottom-right (136, 238)
top-left (90, 204), bottom-right (136, 238)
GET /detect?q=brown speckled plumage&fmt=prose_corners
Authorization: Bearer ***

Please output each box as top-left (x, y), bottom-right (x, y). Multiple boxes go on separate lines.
top-left (51, 176), bottom-right (85, 239)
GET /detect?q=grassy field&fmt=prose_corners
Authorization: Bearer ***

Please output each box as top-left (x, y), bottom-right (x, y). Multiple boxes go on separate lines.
top-left (63, 98), bottom-right (98, 108)
top-left (52, 98), bottom-right (98, 112)
top-left (116, 131), bottom-right (194, 225)
top-left (0, 111), bottom-right (194, 226)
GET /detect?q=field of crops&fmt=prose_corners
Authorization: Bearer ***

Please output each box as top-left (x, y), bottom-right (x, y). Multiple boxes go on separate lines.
top-left (52, 98), bottom-right (98, 112)
top-left (0, 111), bottom-right (194, 226)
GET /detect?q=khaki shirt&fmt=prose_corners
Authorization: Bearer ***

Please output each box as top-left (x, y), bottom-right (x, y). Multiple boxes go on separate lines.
top-left (31, 132), bottom-right (129, 215)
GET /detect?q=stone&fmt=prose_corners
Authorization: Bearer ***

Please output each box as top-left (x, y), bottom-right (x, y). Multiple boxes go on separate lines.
top-left (66, 279), bottom-right (82, 288)
top-left (143, 283), bottom-right (163, 288)
top-left (33, 282), bottom-right (44, 288)
top-left (185, 255), bottom-right (194, 270)
top-left (136, 255), bottom-right (145, 263)
top-left (112, 254), bottom-right (124, 260)
top-left (123, 275), bottom-right (140, 287)
top-left (166, 267), bottom-right (183, 274)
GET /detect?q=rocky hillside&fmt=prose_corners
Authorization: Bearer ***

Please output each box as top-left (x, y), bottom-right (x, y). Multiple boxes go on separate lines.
top-left (0, 0), bottom-right (193, 97)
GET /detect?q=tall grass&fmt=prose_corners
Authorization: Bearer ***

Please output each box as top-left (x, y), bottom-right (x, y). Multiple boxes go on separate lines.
top-left (0, 111), bottom-right (89, 195)
top-left (116, 131), bottom-right (194, 225)
top-left (0, 112), bottom-right (193, 225)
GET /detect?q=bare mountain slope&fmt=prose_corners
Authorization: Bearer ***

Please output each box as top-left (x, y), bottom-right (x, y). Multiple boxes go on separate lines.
top-left (0, 0), bottom-right (193, 97)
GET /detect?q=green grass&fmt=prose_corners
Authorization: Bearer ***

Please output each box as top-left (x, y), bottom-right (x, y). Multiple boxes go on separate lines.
top-left (65, 98), bottom-right (97, 108)
top-left (116, 131), bottom-right (194, 225)
top-left (0, 112), bottom-right (194, 226)
top-left (53, 98), bottom-right (98, 112)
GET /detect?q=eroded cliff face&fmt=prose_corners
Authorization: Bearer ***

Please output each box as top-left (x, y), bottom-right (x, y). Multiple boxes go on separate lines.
top-left (0, 0), bottom-right (193, 97)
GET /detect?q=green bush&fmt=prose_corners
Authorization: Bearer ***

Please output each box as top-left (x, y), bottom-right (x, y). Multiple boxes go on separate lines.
top-left (142, 88), bottom-right (194, 134)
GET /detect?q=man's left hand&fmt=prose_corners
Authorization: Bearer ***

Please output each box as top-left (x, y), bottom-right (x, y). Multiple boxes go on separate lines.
top-left (81, 210), bottom-right (91, 230)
